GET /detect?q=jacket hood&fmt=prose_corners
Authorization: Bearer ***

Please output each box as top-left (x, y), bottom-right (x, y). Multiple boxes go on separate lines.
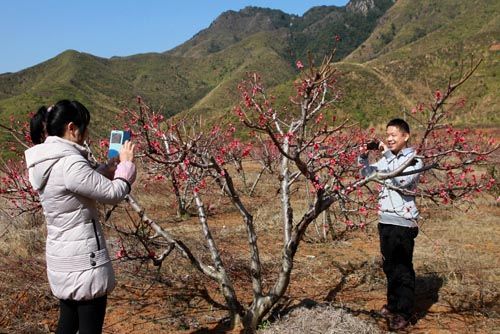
top-left (24, 136), bottom-right (89, 191)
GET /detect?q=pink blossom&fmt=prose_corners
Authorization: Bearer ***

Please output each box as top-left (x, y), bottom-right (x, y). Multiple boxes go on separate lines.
top-left (359, 207), bottom-right (368, 216)
top-left (315, 113), bottom-right (323, 124)
top-left (116, 248), bottom-right (127, 259)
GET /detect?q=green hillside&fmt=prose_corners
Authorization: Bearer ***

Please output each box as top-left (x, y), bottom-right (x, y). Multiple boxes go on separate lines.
top-left (343, 0), bottom-right (500, 126)
top-left (0, 50), bottom-right (130, 135)
top-left (0, 1), bottom-right (392, 138)
top-left (0, 0), bottom-right (498, 143)
top-left (181, 31), bottom-right (296, 123)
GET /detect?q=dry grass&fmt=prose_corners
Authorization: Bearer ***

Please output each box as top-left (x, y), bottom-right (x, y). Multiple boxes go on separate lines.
top-left (258, 304), bottom-right (382, 334)
top-left (0, 169), bottom-right (498, 333)
top-left (0, 211), bottom-right (45, 258)
top-left (415, 196), bottom-right (500, 316)
top-left (0, 207), bottom-right (55, 334)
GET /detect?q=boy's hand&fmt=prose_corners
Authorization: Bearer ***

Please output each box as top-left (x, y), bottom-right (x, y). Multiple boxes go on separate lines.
top-left (379, 141), bottom-right (389, 153)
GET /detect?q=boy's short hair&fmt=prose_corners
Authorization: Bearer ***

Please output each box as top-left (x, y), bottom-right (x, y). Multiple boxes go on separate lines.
top-left (387, 118), bottom-right (410, 134)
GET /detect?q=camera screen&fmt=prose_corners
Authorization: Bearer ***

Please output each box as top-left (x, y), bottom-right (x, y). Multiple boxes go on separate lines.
top-left (110, 132), bottom-right (122, 144)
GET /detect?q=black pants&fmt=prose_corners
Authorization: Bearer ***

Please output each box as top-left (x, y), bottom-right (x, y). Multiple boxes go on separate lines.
top-left (378, 223), bottom-right (418, 320)
top-left (56, 295), bottom-right (107, 334)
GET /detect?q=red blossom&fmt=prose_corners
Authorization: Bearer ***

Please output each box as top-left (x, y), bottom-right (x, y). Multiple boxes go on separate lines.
top-left (215, 155), bottom-right (225, 166)
top-left (435, 90), bottom-right (442, 102)
top-left (99, 139), bottom-right (109, 148)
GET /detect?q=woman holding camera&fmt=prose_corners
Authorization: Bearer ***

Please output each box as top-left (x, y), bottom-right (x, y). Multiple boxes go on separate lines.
top-left (25, 100), bottom-right (136, 334)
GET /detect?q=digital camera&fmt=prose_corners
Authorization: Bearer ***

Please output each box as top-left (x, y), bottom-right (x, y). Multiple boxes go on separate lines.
top-left (366, 139), bottom-right (380, 150)
top-left (107, 130), bottom-right (131, 159)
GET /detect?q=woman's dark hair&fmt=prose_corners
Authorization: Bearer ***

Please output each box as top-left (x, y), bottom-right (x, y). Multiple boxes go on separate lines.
top-left (30, 107), bottom-right (48, 144)
top-left (386, 118), bottom-right (410, 134)
top-left (30, 100), bottom-right (91, 144)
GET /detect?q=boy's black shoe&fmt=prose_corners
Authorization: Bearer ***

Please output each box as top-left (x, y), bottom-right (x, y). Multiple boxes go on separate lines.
top-left (389, 314), bottom-right (409, 331)
top-left (379, 304), bottom-right (394, 318)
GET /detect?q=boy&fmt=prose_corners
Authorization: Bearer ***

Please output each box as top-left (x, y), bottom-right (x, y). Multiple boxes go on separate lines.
top-left (359, 118), bottom-right (422, 330)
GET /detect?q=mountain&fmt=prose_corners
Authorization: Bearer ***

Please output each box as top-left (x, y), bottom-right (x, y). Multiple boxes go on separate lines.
top-left (167, 6), bottom-right (293, 57)
top-left (169, 1), bottom-right (395, 62)
top-left (289, 0), bottom-right (394, 62)
top-left (0, 0), bottom-right (393, 137)
top-left (0, 0), bottom-right (498, 142)
top-left (338, 0), bottom-right (500, 126)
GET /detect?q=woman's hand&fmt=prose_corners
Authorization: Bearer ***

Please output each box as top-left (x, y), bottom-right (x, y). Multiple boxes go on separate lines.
top-left (119, 141), bottom-right (135, 162)
top-left (97, 157), bottom-right (119, 179)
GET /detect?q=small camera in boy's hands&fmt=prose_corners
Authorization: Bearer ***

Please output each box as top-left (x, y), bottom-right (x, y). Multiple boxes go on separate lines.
top-left (366, 139), bottom-right (380, 150)
top-left (107, 130), bottom-right (131, 159)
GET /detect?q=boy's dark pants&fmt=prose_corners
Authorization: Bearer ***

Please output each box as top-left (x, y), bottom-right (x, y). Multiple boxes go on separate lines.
top-left (378, 223), bottom-right (419, 320)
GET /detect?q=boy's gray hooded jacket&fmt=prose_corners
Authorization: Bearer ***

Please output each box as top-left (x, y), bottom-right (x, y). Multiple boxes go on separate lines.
top-left (25, 136), bottom-right (130, 300)
top-left (359, 147), bottom-right (422, 227)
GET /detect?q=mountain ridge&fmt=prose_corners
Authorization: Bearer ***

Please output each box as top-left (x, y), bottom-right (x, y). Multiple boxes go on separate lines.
top-left (0, 0), bottom-right (393, 130)
top-left (0, 0), bottom-right (498, 139)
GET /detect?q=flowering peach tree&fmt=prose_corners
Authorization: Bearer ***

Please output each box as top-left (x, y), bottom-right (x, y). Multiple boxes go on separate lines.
top-left (109, 53), bottom-right (497, 332)
top-left (0, 119), bottom-right (40, 216)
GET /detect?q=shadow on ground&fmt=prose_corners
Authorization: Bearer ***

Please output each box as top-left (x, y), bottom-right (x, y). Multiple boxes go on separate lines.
top-left (412, 273), bottom-right (444, 323)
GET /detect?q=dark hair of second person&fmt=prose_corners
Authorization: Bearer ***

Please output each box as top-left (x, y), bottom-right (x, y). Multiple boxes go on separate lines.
top-left (386, 118), bottom-right (410, 134)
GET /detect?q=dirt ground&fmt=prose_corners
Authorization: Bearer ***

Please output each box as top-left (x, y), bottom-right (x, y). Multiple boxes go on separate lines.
top-left (1, 190), bottom-right (498, 334)
top-left (0, 149), bottom-right (499, 334)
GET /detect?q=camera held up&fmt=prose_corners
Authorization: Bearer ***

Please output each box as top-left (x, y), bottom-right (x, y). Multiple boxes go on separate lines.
top-left (366, 139), bottom-right (380, 150)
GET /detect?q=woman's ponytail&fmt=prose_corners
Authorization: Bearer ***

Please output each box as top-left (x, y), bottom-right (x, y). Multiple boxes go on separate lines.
top-left (30, 106), bottom-right (48, 144)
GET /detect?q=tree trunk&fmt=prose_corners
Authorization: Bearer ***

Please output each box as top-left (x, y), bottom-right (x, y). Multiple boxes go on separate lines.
top-left (241, 296), bottom-right (272, 333)
top-left (170, 175), bottom-right (187, 217)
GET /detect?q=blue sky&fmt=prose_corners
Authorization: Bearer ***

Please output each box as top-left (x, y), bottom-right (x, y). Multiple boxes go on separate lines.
top-left (1, 1), bottom-right (349, 74)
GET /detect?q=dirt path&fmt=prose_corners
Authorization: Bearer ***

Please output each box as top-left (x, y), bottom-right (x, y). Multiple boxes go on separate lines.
top-left (337, 61), bottom-right (415, 111)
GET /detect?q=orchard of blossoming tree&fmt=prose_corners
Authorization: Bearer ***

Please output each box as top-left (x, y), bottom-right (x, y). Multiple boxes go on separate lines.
top-left (1, 48), bottom-right (496, 332)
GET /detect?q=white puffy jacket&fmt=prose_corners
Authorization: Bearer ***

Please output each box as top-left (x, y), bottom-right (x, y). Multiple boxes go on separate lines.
top-left (25, 136), bottom-right (131, 301)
